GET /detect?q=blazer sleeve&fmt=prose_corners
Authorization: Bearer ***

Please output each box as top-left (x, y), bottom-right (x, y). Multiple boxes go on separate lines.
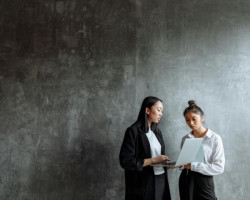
top-left (119, 127), bottom-right (144, 171)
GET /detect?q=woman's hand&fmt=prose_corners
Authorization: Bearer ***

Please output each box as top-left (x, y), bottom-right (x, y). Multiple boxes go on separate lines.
top-left (143, 155), bottom-right (171, 167)
top-left (152, 155), bottom-right (170, 164)
top-left (184, 163), bottom-right (191, 169)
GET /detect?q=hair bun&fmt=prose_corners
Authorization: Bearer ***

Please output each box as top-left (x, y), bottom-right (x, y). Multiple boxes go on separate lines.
top-left (188, 100), bottom-right (197, 106)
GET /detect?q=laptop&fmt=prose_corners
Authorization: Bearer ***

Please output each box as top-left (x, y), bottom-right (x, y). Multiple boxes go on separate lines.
top-left (152, 138), bottom-right (203, 167)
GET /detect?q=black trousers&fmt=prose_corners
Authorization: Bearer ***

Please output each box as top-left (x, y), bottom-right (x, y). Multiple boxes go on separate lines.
top-left (155, 173), bottom-right (166, 200)
top-left (179, 169), bottom-right (217, 200)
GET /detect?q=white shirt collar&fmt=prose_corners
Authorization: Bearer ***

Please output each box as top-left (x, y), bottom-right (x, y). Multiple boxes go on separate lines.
top-left (188, 129), bottom-right (213, 138)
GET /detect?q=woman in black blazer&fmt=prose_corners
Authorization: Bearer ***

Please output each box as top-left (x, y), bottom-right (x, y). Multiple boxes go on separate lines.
top-left (119, 96), bottom-right (171, 200)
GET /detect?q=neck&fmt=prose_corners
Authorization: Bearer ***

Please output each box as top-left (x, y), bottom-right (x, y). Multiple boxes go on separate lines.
top-left (147, 120), bottom-right (152, 128)
top-left (192, 126), bottom-right (207, 138)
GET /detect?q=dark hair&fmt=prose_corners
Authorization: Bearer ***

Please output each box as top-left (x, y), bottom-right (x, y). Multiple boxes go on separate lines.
top-left (136, 96), bottom-right (162, 133)
top-left (183, 100), bottom-right (204, 116)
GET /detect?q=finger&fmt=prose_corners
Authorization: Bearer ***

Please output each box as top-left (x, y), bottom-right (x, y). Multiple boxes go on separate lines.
top-left (163, 155), bottom-right (168, 159)
top-left (162, 157), bottom-right (168, 161)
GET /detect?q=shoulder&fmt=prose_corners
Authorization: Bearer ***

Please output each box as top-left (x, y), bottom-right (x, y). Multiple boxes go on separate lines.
top-left (182, 133), bottom-right (190, 139)
top-left (208, 129), bottom-right (223, 145)
top-left (125, 122), bottom-right (141, 137)
top-left (181, 133), bottom-right (190, 142)
top-left (127, 122), bottom-right (140, 132)
top-left (180, 133), bottom-right (190, 148)
top-left (209, 129), bottom-right (222, 139)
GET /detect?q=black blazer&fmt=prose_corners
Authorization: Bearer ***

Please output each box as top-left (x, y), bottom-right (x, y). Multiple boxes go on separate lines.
top-left (119, 122), bottom-right (171, 200)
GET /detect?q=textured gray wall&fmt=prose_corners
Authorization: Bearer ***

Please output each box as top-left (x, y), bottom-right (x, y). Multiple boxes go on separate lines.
top-left (0, 0), bottom-right (250, 199)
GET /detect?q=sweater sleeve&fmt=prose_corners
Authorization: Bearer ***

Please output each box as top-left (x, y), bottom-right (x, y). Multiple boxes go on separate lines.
top-left (119, 127), bottom-right (144, 171)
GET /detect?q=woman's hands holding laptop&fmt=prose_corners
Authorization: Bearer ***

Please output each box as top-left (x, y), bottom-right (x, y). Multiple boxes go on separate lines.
top-left (170, 163), bottom-right (191, 169)
top-left (152, 155), bottom-right (170, 164)
top-left (184, 163), bottom-right (191, 169)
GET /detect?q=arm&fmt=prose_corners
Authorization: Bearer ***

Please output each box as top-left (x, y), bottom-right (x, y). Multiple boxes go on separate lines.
top-left (143, 155), bottom-right (170, 167)
top-left (119, 127), bottom-right (144, 171)
top-left (143, 158), bottom-right (154, 167)
top-left (119, 127), bottom-right (169, 171)
top-left (191, 135), bottom-right (225, 176)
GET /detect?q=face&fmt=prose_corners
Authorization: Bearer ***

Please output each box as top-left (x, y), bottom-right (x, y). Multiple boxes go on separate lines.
top-left (184, 111), bottom-right (204, 131)
top-left (146, 101), bottom-right (163, 124)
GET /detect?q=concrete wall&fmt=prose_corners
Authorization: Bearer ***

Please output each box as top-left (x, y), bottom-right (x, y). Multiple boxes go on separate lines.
top-left (0, 0), bottom-right (250, 199)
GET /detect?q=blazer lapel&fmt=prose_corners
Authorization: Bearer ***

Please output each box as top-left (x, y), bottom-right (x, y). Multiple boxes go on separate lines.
top-left (138, 127), bottom-right (151, 158)
top-left (155, 132), bottom-right (165, 155)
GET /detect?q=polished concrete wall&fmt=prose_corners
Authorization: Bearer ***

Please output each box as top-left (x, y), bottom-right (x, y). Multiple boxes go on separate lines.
top-left (0, 0), bottom-right (250, 199)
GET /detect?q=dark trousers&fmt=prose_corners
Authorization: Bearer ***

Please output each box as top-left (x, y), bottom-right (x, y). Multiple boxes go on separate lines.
top-left (155, 173), bottom-right (166, 200)
top-left (179, 169), bottom-right (217, 200)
